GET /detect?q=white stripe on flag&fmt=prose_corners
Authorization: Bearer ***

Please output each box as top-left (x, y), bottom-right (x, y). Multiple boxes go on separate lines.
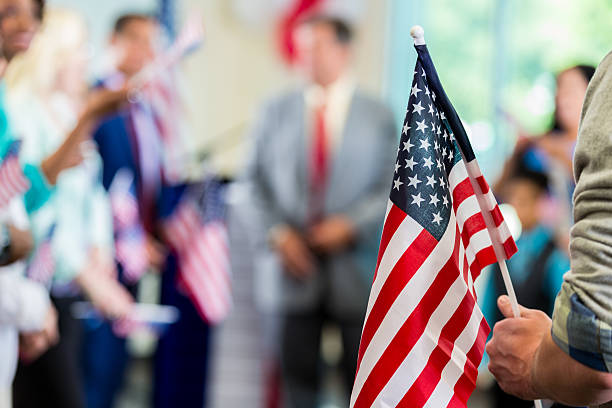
top-left (424, 306), bottom-right (484, 407)
top-left (372, 276), bottom-right (468, 406)
top-left (364, 213), bottom-right (422, 321)
top-left (351, 211), bottom-right (457, 403)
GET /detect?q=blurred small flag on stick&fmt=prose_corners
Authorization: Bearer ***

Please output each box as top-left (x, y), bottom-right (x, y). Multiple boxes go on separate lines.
top-left (0, 140), bottom-right (30, 209)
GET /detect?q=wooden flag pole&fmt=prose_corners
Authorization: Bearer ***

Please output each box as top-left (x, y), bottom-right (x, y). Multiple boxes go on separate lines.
top-left (409, 24), bottom-right (543, 408)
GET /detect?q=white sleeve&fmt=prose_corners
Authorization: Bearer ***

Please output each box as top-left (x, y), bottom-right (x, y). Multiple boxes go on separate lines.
top-left (0, 270), bottom-right (50, 332)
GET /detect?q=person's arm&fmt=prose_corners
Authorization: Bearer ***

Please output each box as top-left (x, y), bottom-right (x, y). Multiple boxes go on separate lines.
top-left (243, 96), bottom-right (315, 278)
top-left (0, 270), bottom-right (49, 331)
top-left (534, 327), bottom-right (612, 405)
top-left (0, 224), bottom-right (33, 265)
top-left (243, 98), bottom-right (287, 236)
top-left (85, 162), bottom-right (115, 274)
top-left (22, 88), bottom-right (129, 213)
top-left (336, 105), bottom-right (398, 240)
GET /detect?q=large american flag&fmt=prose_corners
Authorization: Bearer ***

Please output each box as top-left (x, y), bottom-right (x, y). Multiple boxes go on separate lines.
top-left (350, 41), bottom-right (517, 407)
top-left (0, 140), bottom-right (30, 209)
top-left (164, 179), bottom-right (232, 324)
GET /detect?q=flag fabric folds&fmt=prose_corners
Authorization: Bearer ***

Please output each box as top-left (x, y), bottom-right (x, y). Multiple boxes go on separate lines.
top-left (163, 179), bottom-right (232, 324)
top-left (350, 42), bottom-right (517, 407)
top-left (0, 140), bottom-right (30, 209)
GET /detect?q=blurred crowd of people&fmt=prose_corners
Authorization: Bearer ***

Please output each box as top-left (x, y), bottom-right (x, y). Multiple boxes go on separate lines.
top-left (0, 0), bottom-right (601, 407)
top-left (0, 1), bottom-right (215, 407)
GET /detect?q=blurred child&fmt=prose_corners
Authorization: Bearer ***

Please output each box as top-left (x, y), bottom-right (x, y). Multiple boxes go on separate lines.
top-left (496, 65), bottom-right (595, 254)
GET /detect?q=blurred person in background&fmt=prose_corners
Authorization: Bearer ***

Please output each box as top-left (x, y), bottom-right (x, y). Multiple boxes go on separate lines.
top-left (485, 51), bottom-right (612, 408)
top-left (246, 15), bottom-right (396, 407)
top-left (0, 0), bottom-right (124, 406)
top-left (0, 145), bottom-right (57, 408)
top-left (91, 13), bottom-right (213, 408)
top-left (482, 156), bottom-right (570, 407)
top-left (496, 65), bottom-right (595, 252)
top-left (3, 8), bottom-right (134, 408)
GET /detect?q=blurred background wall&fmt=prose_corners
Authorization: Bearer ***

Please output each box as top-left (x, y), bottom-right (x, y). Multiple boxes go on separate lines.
top-left (47, 0), bottom-right (390, 177)
top-left (47, 0), bottom-right (612, 180)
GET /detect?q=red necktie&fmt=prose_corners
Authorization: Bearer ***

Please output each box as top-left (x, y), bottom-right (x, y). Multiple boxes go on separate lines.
top-left (309, 104), bottom-right (328, 222)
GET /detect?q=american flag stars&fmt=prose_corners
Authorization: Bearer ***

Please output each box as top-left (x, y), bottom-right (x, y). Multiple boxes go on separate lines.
top-left (413, 101), bottom-right (425, 115)
top-left (415, 119), bottom-right (428, 134)
top-left (387, 60), bottom-right (460, 240)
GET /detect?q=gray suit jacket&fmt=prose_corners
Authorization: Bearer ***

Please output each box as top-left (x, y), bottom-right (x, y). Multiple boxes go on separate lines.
top-left (246, 88), bottom-right (397, 318)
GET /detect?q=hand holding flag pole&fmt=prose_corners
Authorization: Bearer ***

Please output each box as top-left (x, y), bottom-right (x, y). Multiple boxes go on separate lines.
top-left (409, 25), bottom-right (542, 408)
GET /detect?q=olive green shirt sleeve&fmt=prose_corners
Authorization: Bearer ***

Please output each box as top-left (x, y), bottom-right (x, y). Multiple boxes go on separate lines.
top-left (551, 51), bottom-right (612, 373)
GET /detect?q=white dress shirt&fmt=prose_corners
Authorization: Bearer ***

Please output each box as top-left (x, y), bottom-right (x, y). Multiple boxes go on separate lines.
top-left (304, 74), bottom-right (356, 156)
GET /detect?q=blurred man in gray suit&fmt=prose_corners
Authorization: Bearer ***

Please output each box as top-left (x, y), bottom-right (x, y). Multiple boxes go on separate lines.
top-left (246, 15), bottom-right (397, 407)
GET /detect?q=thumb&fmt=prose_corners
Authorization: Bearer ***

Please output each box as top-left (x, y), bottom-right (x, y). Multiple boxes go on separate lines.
top-left (497, 295), bottom-right (526, 318)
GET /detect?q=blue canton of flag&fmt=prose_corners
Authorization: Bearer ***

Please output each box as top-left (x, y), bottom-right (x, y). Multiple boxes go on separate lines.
top-left (390, 63), bottom-right (460, 241)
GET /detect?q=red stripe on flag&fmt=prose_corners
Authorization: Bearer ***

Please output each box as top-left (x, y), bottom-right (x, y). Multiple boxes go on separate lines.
top-left (375, 204), bottom-right (407, 274)
top-left (447, 317), bottom-right (490, 407)
top-left (458, 214), bottom-right (486, 251)
top-left (468, 246), bottom-right (497, 282)
top-left (476, 175), bottom-right (489, 195)
top-left (503, 236), bottom-right (518, 258)
top-left (461, 212), bottom-right (486, 238)
top-left (490, 205), bottom-right (504, 227)
top-left (451, 178), bottom-right (474, 212)
top-left (353, 228), bottom-right (461, 408)
top-left (396, 291), bottom-right (477, 407)
top-left (356, 227), bottom-right (437, 371)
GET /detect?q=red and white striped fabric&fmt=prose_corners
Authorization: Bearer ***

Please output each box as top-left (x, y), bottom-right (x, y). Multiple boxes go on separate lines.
top-left (350, 43), bottom-right (517, 407)
top-left (109, 169), bottom-right (149, 283)
top-left (164, 200), bottom-right (232, 324)
top-left (0, 144), bottom-right (30, 209)
top-left (144, 70), bottom-right (185, 183)
top-left (351, 163), bottom-right (514, 408)
top-left (26, 235), bottom-right (55, 287)
top-left (115, 229), bottom-right (149, 283)
top-left (110, 187), bottom-right (139, 231)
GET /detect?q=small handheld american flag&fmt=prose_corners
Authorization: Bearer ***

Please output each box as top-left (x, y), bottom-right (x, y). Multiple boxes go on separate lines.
top-left (109, 169), bottom-right (149, 284)
top-left (0, 140), bottom-right (30, 209)
top-left (163, 179), bottom-right (232, 325)
top-left (350, 27), bottom-right (518, 408)
top-left (26, 224), bottom-right (56, 288)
